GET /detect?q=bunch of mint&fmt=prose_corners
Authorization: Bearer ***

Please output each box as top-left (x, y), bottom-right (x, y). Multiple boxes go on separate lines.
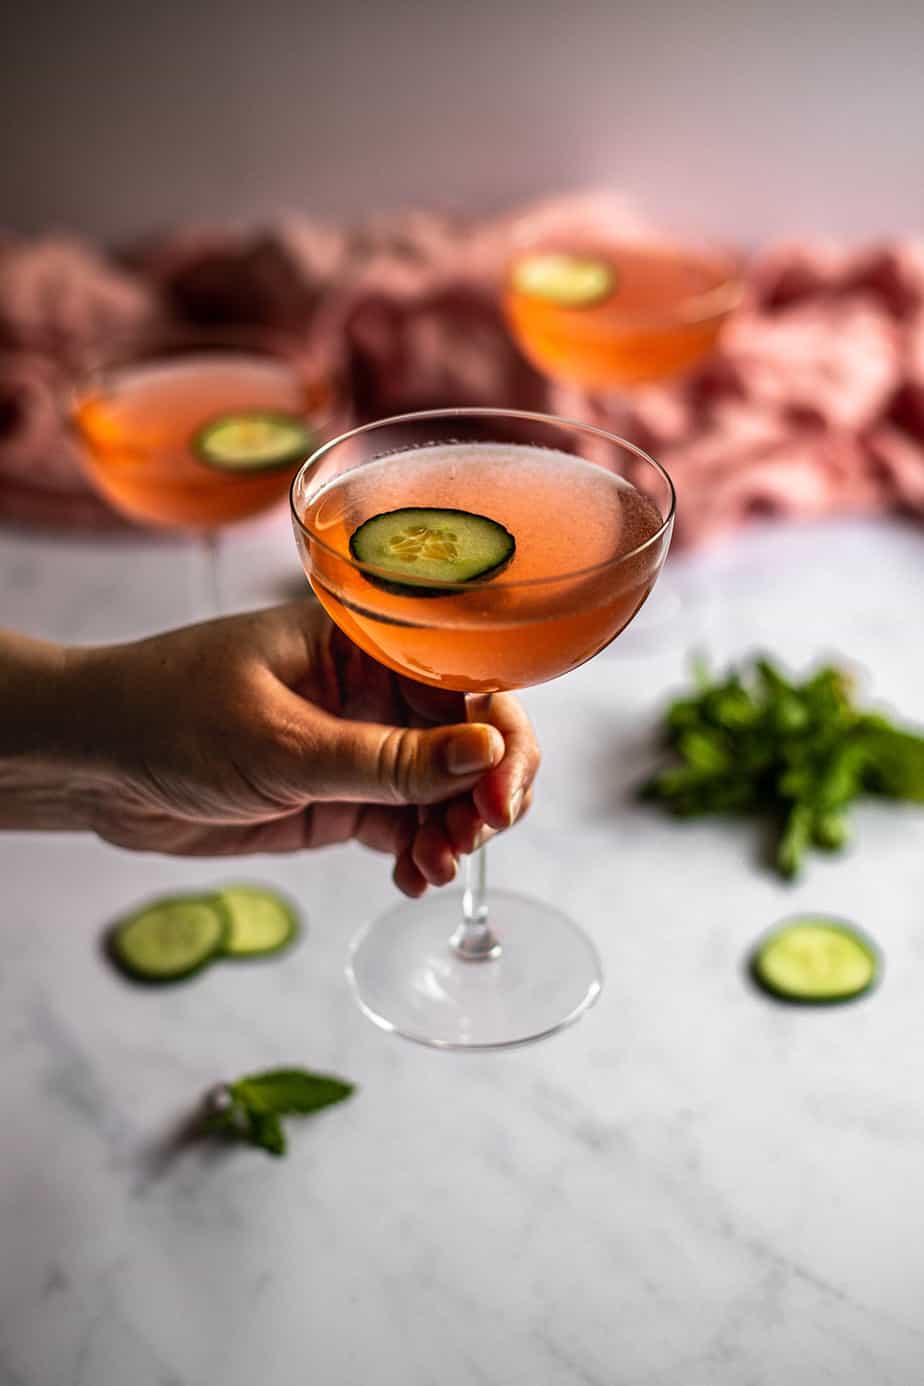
top-left (201, 1068), bottom-right (355, 1156)
top-left (641, 655), bottom-right (924, 878)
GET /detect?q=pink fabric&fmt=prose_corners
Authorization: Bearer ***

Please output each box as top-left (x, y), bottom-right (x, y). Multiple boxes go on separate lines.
top-left (1, 199), bottom-right (923, 543)
top-left (0, 236), bottom-right (159, 362)
top-left (0, 236), bottom-right (160, 528)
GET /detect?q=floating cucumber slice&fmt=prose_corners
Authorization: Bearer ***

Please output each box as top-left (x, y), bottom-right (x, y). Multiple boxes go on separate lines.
top-left (751, 918), bottom-right (879, 1003)
top-left (108, 894), bottom-right (229, 983)
top-left (217, 885), bottom-right (300, 958)
top-left (349, 507), bottom-right (515, 596)
top-left (192, 411), bottom-right (315, 473)
top-left (510, 252), bottom-right (616, 308)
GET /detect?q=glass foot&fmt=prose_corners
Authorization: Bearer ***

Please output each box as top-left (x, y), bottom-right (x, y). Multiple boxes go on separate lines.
top-left (346, 888), bottom-right (602, 1049)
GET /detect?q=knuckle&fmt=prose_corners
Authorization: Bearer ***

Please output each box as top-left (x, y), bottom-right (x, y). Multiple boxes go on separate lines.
top-left (376, 726), bottom-right (420, 802)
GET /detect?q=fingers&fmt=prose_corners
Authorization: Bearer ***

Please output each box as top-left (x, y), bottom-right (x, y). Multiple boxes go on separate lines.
top-left (410, 814), bottom-right (458, 887)
top-left (443, 795), bottom-right (486, 856)
top-left (443, 783), bottom-right (535, 855)
top-left (276, 681), bottom-right (538, 823)
top-left (393, 848), bottom-right (427, 898)
top-left (230, 802), bottom-right (417, 856)
top-left (278, 694), bottom-right (505, 806)
top-left (353, 804), bottom-right (417, 857)
top-left (299, 801), bottom-right (420, 856)
top-left (397, 677), bottom-right (467, 727)
top-left (396, 784), bottom-right (534, 897)
top-left (108, 785), bottom-right (534, 906)
top-left (469, 692), bottom-right (541, 831)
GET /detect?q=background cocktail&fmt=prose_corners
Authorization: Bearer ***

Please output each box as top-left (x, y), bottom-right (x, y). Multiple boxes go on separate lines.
top-left (504, 237), bottom-right (742, 391)
top-left (75, 346), bottom-right (333, 530)
top-left (296, 442), bottom-right (665, 693)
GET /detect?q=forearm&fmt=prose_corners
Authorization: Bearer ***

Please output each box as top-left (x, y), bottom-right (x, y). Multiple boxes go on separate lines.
top-left (0, 631), bottom-right (107, 830)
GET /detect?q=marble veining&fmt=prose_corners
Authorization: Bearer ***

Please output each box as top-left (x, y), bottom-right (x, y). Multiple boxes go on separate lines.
top-left (1, 514), bottom-right (923, 1385)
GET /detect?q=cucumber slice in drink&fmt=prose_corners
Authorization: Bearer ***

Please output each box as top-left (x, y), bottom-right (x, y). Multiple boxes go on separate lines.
top-left (751, 918), bottom-right (879, 1004)
top-left (349, 507), bottom-right (515, 596)
top-left (108, 894), bottom-right (230, 983)
top-left (511, 252), bottom-right (616, 308)
top-left (193, 411), bottom-right (314, 473)
top-left (217, 885), bottom-right (300, 958)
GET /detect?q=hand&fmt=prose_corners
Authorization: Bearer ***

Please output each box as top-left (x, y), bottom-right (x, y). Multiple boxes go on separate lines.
top-left (63, 601), bottom-right (540, 896)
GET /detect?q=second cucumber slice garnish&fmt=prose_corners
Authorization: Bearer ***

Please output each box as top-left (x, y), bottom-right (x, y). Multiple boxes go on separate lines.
top-left (193, 411), bottom-right (315, 473)
top-left (751, 918), bottom-right (879, 1003)
top-left (218, 885), bottom-right (300, 958)
top-left (349, 507), bottom-right (515, 595)
top-left (511, 252), bottom-right (616, 308)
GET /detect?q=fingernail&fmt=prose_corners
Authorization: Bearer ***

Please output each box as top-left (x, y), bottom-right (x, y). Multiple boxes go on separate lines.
top-left (506, 787), bottom-right (525, 827)
top-left (446, 725), bottom-right (502, 775)
top-left (471, 825), bottom-right (500, 853)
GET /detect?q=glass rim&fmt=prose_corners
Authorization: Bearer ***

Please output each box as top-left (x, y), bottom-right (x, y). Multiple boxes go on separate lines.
top-left (289, 406), bottom-right (676, 592)
top-left (67, 325), bottom-right (344, 448)
top-left (68, 323), bottom-right (339, 396)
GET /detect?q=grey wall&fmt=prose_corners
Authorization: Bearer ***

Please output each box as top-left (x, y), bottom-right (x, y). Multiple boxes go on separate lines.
top-left (2, 0), bottom-right (922, 244)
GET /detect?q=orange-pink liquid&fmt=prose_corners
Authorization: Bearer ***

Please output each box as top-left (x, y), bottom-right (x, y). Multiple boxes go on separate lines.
top-left (296, 443), bottom-right (667, 693)
top-left (75, 353), bottom-right (329, 529)
top-left (504, 241), bottom-right (739, 390)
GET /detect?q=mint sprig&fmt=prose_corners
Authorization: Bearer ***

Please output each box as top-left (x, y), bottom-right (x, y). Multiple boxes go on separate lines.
top-left (641, 655), bottom-right (924, 878)
top-left (202, 1068), bottom-right (355, 1156)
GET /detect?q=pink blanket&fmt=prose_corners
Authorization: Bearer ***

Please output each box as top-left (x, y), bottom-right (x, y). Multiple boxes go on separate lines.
top-left (2, 198), bottom-right (922, 544)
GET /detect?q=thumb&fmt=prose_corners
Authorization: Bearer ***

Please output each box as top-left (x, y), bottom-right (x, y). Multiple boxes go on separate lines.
top-left (293, 709), bottom-right (506, 805)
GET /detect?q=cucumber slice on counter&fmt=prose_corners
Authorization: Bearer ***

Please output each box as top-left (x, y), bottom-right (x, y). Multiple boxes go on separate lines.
top-left (217, 885), bottom-right (300, 958)
top-left (751, 918), bottom-right (879, 1004)
top-left (350, 507), bottom-right (515, 596)
top-left (108, 894), bottom-right (229, 983)
top-left (192, 411), bottom-right (314, 473)
top-left (510, 252), bottom-right (616, 308)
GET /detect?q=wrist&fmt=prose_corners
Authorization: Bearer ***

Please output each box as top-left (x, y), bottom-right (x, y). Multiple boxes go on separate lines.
top-left (0, 633), bottom-right (112, 831)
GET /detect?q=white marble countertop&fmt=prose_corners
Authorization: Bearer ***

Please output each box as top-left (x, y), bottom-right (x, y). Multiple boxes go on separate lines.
top-left (1, 509), bottom-right (923, 1386)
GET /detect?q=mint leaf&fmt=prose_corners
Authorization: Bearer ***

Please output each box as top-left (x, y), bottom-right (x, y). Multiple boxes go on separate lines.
top-left (777, 802), bottom-right (812, 878)
top-left (231, 1069), bottom-right (355, 1117)
top-left (863, 727), bottom-right (924, 802)
top-left (248, 1110), bottom-right (287, 1157)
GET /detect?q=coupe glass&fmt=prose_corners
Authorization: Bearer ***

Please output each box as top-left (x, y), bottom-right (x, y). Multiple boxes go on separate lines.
top-left (72, 327), bottom-right (340, 613)
top-left (503, 227), bottom-right (743, 396)
top-left (291, 408), bottom-right (675, 1048)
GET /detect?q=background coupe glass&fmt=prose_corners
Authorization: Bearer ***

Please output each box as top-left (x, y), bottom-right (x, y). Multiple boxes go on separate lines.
top-left (73, 328), bottom-right (339, 611)
top-left (504, 230), bottom-right (743, 393)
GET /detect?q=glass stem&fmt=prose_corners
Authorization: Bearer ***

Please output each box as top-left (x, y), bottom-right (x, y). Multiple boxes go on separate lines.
top-left (449, 694), bottom-right (502, 962)
top-left (198, 530), bottom-right (222, 616)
